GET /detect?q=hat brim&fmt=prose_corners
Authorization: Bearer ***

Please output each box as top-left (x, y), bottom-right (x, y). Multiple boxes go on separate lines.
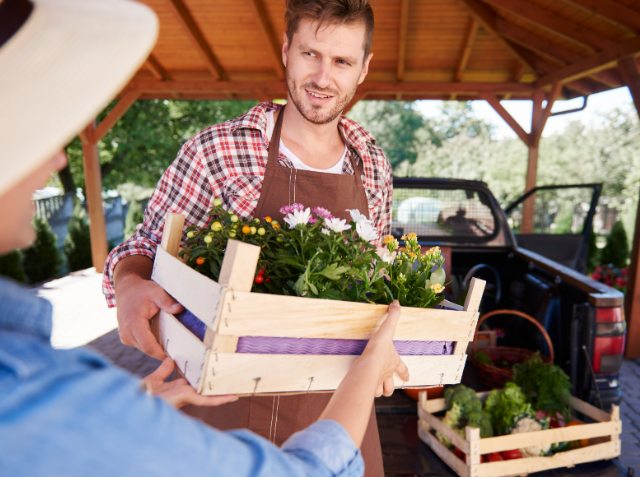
top-left (0, 0), bottom-right (158, 196)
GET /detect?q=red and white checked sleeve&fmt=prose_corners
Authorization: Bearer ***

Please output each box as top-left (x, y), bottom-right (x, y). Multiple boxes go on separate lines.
top-left (101, 139), bottom-right (216, 307)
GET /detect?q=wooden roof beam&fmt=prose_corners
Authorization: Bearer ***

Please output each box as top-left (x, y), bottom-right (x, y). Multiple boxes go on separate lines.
top-left (496, 18), bottom-right (623, 87)
top-left (563, 0), bottom-right (640, 33)
top-left (536, 34), bottom-right (640, 88)
top-left (619, 58), bottom-right (640, 114)
top-left (480, 93), bottom-right (529, 144)
top-left (456, 18), bottom-right (479, 82)
top-left (146, 54), bottom-right (172, 81)
top-left (482, 0), bottom-right (615, 52)
top-left (92, 91), bottom-right (141, 143)
top-left (168, 0), bottom-right (228, 80)
top-left (248, 0), bottom-right (285, 80)
top-left (460, 0), bottom-right (538, 77)
top-left (396, 0), bottom-right (410, 81)
top-left (125, 79), bottom-right (535, 95)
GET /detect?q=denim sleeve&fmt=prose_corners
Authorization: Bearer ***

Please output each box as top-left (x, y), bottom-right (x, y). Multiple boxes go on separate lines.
top-left (0, 336), bottom-right (364, 477)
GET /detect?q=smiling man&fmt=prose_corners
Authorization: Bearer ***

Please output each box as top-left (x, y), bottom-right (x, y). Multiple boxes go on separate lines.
top-left (103, 1), bottom-right (391, 475)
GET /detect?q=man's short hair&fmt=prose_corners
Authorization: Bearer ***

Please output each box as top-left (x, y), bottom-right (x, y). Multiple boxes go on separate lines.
top-left (285, 0), bottom-right (375, 59)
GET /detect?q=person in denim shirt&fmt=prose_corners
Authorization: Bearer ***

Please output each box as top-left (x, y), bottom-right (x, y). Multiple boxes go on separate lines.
top-left (0, 0), bottom-right (409, 475)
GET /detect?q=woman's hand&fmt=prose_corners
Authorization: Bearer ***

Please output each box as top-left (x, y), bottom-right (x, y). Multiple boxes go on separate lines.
top-left (319, 300), bottom-right (410, 447)
top-left (142, 358), bottom-right (238, 408)
top-left (359, 300), bottom-right (410, 397)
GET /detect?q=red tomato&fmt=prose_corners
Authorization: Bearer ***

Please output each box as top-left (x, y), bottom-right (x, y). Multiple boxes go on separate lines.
top-left (196, 257), bottom-right (205, 265)
top-left (258, 269), bottom-right (265, 276)
top-left (453, 447), bottom-right (466, 462)
top-left (484, 453), bottom-right (503, 462)
top-left (500, 449), bottom-right (522, 460)
top-left (254, 276), bottom-right (264, 284)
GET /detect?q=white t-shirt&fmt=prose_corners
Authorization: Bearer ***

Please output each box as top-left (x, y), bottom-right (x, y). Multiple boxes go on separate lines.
top-left (266, 110), bottom-right (347, 174)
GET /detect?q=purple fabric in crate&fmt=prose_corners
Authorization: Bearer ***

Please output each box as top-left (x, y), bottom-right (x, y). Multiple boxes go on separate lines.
top-left (175, 309), bottom-right (207, 341)
top-left (175, 308), bottom-right (453, 356)
top-left (236, 336), bottom-right (452, 356)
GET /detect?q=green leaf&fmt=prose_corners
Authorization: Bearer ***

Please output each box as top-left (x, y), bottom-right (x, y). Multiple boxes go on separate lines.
top-left (400, 261), bottom-right (413, 276)
top-left (431, 266), bottom-right (446, 285)
top-left (317, 263), bottom-right (351, 280)
top-left (308, 282), bottom-right (318, 295)
top-left (293, 275), bottom-right (306, 296)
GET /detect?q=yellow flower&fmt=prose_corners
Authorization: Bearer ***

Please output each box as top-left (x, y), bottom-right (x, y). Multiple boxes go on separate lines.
top-left (408, 252), bottom-right (417, 259)
top-left (429, 246), bottom-right (441, 253)
top-left (430, 283), bottom-right (445, 294)
top-left (383, 235), bottom-right (395, 244)
top-left (407, 232), bottom-right (417, 240)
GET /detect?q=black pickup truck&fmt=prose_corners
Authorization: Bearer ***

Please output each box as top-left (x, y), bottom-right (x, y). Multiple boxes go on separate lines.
top-left (377, 178), bottom-right (628, 477)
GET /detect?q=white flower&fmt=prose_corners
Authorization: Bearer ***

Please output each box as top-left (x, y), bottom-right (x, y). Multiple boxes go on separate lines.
top-left (356, 220), bottom-right (378, 242)
top-left (283, 207), bottom-right (312, 228)
top-left (321, 228), bottom-right (331, 235)
top-left (346, 209), bottom-right (368, 224)
top-left (378, 248), bottom-right (392, 263)
top-left (325, 217), bottom-right (352, 233)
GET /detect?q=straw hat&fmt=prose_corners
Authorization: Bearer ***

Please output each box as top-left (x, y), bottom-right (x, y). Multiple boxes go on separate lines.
top-left (0, 0), bottom-right (158, 196)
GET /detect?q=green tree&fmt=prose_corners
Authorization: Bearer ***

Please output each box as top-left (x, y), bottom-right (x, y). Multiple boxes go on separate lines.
top-left (600, 221), bottom-right (629, 267)
top-left (65, 100), bottom-right (258, 191)
top-left (23, 217), bottom-right (62, 284)
top-left (63, 202), bottom-right (93, 272)
top-left (124, 200), bottom-right (145, 240)
top-left (0, 250), bottom-right (26, 283)
top-left (347, 101), bottom-right (427, 167)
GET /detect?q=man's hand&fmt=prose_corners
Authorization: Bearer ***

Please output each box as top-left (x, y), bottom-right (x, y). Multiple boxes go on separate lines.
top-left (143, 358), bottom-right (238, 408)
top-left (360, 300), bottom-right (410, 397)
top-left (114, 256), bottom-right (184, 360)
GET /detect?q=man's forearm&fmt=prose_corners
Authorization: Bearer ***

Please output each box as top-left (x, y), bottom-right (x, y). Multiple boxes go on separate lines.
top-left (113, 255), bottom-right (155, 290)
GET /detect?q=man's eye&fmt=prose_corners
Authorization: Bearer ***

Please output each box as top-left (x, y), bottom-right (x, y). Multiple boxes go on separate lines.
top-left (337, 60), bottom-right (350, 66)
top-left (304, 52), bottom-right (316, 57)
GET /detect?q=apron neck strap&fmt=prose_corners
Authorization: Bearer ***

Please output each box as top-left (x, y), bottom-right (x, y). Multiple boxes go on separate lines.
top-left (267, 104), bottom-right (362, 174)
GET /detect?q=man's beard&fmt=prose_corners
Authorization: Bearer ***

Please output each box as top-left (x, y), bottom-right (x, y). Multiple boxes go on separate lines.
top-left (286, 75), bottom-right (357, 125)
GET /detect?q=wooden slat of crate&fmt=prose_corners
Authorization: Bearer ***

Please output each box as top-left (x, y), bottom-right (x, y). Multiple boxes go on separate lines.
top-left (152, 246), bottom-right (225, 327)
top-left (154, 310), bottom-right (210, 392)
top-left (217, 290), bottom-right (478, 341)
top-left (418, 422), bottom-right (470, 477)
top-left (478, 421), bottom-right (621, 454)
top-left (201, 354), bottom-right (467, 395)
top-left (475, 441), bottom-right (620, 477)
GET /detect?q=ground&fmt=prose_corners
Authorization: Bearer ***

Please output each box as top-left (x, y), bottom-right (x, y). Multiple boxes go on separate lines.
top-left (40, 269), bottom-right (640, 476)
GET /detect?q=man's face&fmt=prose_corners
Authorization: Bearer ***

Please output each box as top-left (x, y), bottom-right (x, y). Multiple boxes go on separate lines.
top-left (283, 18), bottom-right (373, 125)
top-left (0, 151), bottom-right (68, 255)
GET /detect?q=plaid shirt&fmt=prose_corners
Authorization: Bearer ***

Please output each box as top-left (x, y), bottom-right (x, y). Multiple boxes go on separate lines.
top-left (102, 102), bottom-right (393, 307)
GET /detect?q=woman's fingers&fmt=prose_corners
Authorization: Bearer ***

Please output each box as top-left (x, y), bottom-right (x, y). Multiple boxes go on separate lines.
top-left (395, 358), bottom-right (410, 382)
top-left (143, 357), bottom-right (175, 386)
top-left (382, 376), bottom-right (395, 396)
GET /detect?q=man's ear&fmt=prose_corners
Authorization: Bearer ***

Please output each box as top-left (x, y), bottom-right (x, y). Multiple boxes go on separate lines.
top-left (282, 31), bottom-right (289, 68)
top-left (358, 52), bottom-right (373, 85)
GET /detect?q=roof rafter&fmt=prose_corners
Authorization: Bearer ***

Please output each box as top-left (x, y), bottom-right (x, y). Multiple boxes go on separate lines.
top-left (536, 34), bottom-right (640, 88)
top-left (167, 0), bottom-right (228, 80)
top-left (146, 54), bottom-right (172, 81)
top-left (495, 18), bottom-right (623, 87)
top-left (397, 0), bottom-right (410, 81)
top-left (124, 79), bottom-right (535, 95)
top-left (247, 0), bottom-right (285, 80)
top-left (482, 0), bottom-right (615, 52)
top-left (460, 0), bottom-right (538, 77)
top-left (619, 58), bottom-right (640, 114)
top-left (562, 0), bottom-right (640, 33)
top-left (456, 18), bottom-right (479, 81)
top-left (480, 93), bottom-right (529, 143)
top-left (91, 91), bottom-right (141, 143)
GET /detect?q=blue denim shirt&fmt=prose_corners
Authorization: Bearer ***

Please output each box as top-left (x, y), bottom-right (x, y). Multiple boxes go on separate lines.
top-left (0, 277), bottom-right (364, 477)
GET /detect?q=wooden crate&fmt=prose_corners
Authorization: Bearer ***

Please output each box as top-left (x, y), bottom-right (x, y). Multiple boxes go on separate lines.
top-left (149, 213), bottom-right (485, 396)
top-left (417, 391), bottom-right (622, 477)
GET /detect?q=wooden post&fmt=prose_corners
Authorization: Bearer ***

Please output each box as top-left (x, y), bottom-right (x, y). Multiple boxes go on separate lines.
top-left (80, 122), bottom-right (108, 273)
top-left (521, 89), bottom-right (545, 234)
top-left (484, 85), bottom-right (560, 234)
top-left (619, 58), bottom-right (640, 358)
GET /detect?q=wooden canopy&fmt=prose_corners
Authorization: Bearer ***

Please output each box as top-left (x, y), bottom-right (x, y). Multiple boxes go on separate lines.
top-left (80, 0), bottom-right (640, 358)
top-left (116, 0), bottom-right (640, 102)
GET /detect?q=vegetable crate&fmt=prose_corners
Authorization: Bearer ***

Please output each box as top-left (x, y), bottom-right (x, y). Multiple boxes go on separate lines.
top-left (149, 213), bottom-right (485, 396)
top-left (417, 391), bottom-right (621, 477)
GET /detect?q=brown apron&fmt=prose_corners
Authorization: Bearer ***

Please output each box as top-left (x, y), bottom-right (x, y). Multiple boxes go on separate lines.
top-left (182, 106), bottom-right (384, 476)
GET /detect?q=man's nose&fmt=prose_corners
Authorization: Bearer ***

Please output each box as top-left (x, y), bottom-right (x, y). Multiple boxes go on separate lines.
top-left (311, 59), bottom-right (333, 89)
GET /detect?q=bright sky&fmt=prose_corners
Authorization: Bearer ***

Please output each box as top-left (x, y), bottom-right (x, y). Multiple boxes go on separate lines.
top-left (416, 87), bottom-right (635, 140)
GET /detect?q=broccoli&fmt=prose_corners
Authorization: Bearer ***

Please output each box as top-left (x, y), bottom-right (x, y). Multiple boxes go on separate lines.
top-left (438, 385), bottom-right (494, 444)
